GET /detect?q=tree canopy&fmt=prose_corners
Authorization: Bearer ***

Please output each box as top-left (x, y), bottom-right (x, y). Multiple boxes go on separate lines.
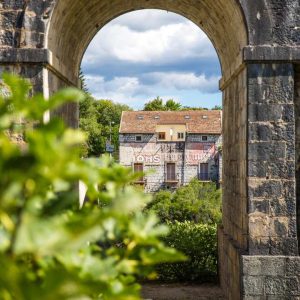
top-left (79, 95), bottom-right (132, 158)
top-left (143, 97), bottom-right (222, 111)
top-left (143, 97), bottom-right (182, 111)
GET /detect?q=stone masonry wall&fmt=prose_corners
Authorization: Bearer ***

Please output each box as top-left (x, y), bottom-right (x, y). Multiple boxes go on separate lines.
top-left (47, 69), bottom-right (78, 128)
top-left (0, 0), bottom-right (53, 49)
top-left (119, 133), bottom-right (220, 192)
top-left (222, 67), bottom-right (248, 251)
top-left (242, 255), bottom-right (300, 298)
top-left (219, 68), bottom-right (248, 299)
top-left (248, 64), bottom-right (298, 256)
top-left (295, 64), bottom-right (300, 254)
top-left (0, 64), bottom-right (43, 94)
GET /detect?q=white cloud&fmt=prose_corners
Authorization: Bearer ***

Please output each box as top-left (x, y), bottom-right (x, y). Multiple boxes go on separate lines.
top-left (85, 75), bottom-right (147, 103)
top-left (86, 71), bottom-right (219, 106)
top-left (83, 16), bottom-right (215, 66)
top-left (81, 9), bottom-right (221, 108)
top-left (144, 72), bottom-right (219, 93)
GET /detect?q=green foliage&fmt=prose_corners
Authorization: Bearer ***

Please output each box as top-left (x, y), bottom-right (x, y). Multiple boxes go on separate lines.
top-left (143, 97), bottom-right (221, 112)
top-left (143, 97), bottom-right (164, 111)
top-left (165, 99), bottom-right (181, 111)
top-left (0, 74), bottom-right (184, 300)
top-left (212, 105), bottom-right (222, 110)
top-left (147, 180), bottom-right (222, 224)
top-left (181, 106), bottom-right (208, 111)
top-left (156, 222), bottom-right (218, 282)
top-left (79, 68), bottom-right (89, 94)
top-left (79, 95), bottom-right (132, 157)
top-left (143, 97), bottom-right (181, 111)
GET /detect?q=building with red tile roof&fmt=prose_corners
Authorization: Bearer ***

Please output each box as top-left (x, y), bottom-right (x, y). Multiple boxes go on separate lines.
top-left (119, 110), bottom-right (222, 192)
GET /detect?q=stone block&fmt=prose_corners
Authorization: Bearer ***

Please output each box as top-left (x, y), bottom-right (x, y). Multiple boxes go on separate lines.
top-left (248, 142), bottom-right (286, 161)
top-left (248, 64), bottom-right (294, 104)
top-left (248, 104), bottom-right (285, 122)
top-left (248, 179), bottom-right (283, 198)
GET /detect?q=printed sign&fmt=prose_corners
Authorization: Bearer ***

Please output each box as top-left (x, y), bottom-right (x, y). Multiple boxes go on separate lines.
top-left (106, 141), bottom-right (115, 153)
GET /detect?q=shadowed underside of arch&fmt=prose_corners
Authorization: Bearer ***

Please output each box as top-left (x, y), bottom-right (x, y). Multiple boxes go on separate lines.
top-left (46, 0), bottom-right (248, 83)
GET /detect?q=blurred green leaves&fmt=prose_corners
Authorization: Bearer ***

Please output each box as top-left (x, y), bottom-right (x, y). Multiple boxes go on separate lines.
top-left (0, 74), bottom-right (184, 300)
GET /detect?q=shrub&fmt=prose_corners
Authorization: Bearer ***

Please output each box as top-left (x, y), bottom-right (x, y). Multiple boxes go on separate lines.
top-left (156, 221), bottom-right (218, 282)
top-left (0, 74), bottom-right (184, 300)
top-left (147, 179), bottom-right (222, 224)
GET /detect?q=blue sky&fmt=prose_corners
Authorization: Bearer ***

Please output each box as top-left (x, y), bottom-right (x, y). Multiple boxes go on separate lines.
top-left (81, 10), bottom-right (222, 110)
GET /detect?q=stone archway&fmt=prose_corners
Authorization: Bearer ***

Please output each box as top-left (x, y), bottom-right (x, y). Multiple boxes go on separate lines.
top-left (0, 1), bottom-right (300, 299)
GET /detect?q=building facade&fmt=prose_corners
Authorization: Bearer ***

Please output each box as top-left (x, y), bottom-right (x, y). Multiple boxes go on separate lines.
top-left (119, 110), bottom-right (222, 192)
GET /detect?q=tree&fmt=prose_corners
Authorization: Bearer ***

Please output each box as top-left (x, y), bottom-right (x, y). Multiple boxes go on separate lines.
top-left (0, 74), bottom-right (184, 299)
top-left (79, 68), bottom-right (89, 94)
top-left (79, 95), bottom-right (103, 157)
top-left (144, 97), bottom-right (165, 111)
top-left (165, 99), bottom-right (182, 111)
top-left (143, 97), bottom-right (221, 112)
top-left (212, 105), bottom-right (222, 110)
top-left (144, 97), bottom-right (182, 111)
top-left (79, 96), bottom-right (132, 157)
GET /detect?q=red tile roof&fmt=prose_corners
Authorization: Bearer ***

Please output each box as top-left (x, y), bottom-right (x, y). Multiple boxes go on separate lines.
top-left (119, 110), bottom-right (222, 134)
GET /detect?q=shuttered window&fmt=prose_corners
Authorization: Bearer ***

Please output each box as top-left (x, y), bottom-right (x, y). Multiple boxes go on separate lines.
top-left (166, 163), bottom-right (176, 181)
top-left (199, 163), bottom-right (209, 180)
top-left (177, 132), bottom-right (184, 139)
top-left (134, 163), bottom-right (144, 182)
top-left (158, 132), bottom-right (166, 140)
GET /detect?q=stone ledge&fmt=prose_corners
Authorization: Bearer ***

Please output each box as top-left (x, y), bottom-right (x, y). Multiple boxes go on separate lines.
top-left (0, 48), bottom-right (78, 86)
top-left (244, 46), bottom-right (300, 62)
top-left (0, 48), bottom-right (49, 63)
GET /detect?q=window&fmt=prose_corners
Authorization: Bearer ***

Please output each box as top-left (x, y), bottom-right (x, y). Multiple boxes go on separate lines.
top-left (166, 163), bottom-right (176, 181)
top-left (199, 163), bottom-right (209, 181)
top-left (158, 132), bottom-right (166, 140)
top-left (177, 132), bottom-right (184, 139)
top-left (134, 163), bottom-right (144, 182)
top-left (135, 135), bottom-right (142, 142)
top-left (202, 136), bottom-right (208, 141)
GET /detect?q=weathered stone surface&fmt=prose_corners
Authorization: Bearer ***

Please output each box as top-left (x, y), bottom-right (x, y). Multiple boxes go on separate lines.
top-left (242, 256), bottom-right (300, 297)
top-left (244, 46), bottom-right (300, 62)
top-left (0, 48), bottom-right (49, 63)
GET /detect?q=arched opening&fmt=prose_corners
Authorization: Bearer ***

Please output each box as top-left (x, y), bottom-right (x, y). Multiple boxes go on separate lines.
top-left (80, 9), bottom-right (222, 109)
top-left (45, 1), bottom-right (248, 298)
top-left (46, 1), bottom-right (247, 85)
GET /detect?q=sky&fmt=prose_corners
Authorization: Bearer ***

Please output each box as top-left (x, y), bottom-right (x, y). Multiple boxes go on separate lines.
top-left (81, 9), bottom-right (222, 110)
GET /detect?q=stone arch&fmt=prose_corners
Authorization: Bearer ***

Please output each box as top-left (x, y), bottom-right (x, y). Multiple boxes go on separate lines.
top-left (45, 0), bottom-right (248, 85)
top-left (45, 2), bottom-right (249, 298)
top-left (1, 0), bottom-right (300, 299)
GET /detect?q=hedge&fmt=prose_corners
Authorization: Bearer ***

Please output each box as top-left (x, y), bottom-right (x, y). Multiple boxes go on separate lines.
top-left (156, 221), bottom-right (218, 282)
top-left (146, 180), bottom-right (222, 224)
